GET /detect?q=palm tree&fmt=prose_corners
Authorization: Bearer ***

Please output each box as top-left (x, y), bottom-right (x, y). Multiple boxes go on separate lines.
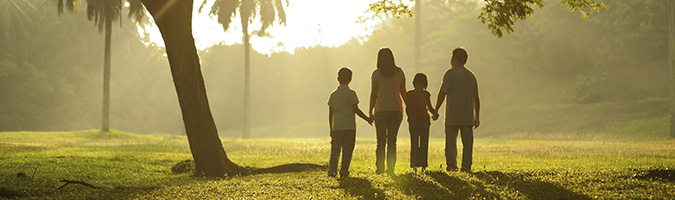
top-left (55, 0), bottom-right (145, 132)
top-left (205, 0), bottom-right (287, 139)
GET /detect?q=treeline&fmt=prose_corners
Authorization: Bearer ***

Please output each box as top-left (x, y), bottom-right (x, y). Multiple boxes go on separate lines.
top-left (0, 0), bottom-right (668, 137)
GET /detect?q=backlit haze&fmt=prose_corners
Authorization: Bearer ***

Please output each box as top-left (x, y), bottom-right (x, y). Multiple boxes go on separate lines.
top-left (140, 0), bottom-right (386, 54)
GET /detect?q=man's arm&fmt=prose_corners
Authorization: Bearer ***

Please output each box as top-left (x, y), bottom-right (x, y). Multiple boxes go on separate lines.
top-left (369, 79), bottom-right (378, 119)
top-left (329, 107), bottom-right (334, 136)
top-left (474, 95), bottom-right (480, 129)
top-left (353, 104), bottom-right (373, 125)
top-left (435, 90), bottom-right (446, 114)
top-left (427, 97), bottom-right (438, 120)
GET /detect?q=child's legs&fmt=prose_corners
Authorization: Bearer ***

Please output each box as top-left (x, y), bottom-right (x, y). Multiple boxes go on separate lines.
top-left (385, 111), bottom-right (402, 172)
top-left (419, 123), bottom-right (430, 168)
top-left (458, 126), bottom-right (474, 170)
top-left (328, 131), bottom-right (347, 175)
top-left (339, 130), bottom-right (356, 176)
top-left (409, 122), bottom-right (424, 167)
top-left (408, 123), bottom-right (419, 167)
top-left (445, 125), bottom-right (460, 170)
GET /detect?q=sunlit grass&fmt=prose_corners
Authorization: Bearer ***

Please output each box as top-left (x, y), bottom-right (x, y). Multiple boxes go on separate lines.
top-left (1, 130), bottom-right (674, 199)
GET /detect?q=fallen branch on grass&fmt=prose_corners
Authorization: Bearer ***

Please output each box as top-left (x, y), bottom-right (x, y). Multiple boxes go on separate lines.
top-left (58, 179), bottom-right (99, 189)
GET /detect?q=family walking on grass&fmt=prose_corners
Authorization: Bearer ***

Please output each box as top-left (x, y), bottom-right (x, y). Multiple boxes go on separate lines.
top-left (327, 47), bottom-right (480, 178)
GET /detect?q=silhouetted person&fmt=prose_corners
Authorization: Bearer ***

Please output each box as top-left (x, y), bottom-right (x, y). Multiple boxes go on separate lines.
top-left (434, 47), bottom-right (480, 172)
top-left (406, 73), bottom-right (438, 172)
top-left (328, 67), bottom-right (373, 178)
top-left (369, 48), bottom-right (407, 174)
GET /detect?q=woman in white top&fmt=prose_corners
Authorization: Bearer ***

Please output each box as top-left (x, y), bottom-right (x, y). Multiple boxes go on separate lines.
top-left (368, 48), bottom-right (407, 174)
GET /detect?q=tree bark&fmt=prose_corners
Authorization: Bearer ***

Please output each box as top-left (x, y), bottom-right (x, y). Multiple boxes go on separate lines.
top-left (101, 8), bottom-right (112, 132)
top-left (140, 0), bottom-right (244, 176)
top-left (669, 0), bottom-right (675, 139)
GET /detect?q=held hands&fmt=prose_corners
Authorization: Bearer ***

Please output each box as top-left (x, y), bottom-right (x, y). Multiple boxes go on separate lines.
top-left (367, 117), bottom-right (373, 126)
top-left (432, 114), bottom-right (439, 121)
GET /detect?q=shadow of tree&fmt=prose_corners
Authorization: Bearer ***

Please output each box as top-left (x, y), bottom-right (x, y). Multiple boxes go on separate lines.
top-left (472, 171), bottom-right (591, 200)
top-left (248, 163), bottom-right (327, 175)
top-left (171, 160), bottom-right (327, 176)
top-left (338, 177), bottom-right (386, 200)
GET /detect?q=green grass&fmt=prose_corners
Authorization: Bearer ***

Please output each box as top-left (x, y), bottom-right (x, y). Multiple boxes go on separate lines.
top-left (1, 130), bottom-right (674, 199)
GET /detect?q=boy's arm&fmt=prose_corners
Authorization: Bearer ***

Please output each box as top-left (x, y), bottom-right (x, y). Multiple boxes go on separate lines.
top-left (369, 79), bottom-right (378, 119)
top-left (353, 104), bottom-right (373, 125)
top-left (474, 95), bottom-right (480, 129)
top-left (328, 107), bottom-right (334, 136)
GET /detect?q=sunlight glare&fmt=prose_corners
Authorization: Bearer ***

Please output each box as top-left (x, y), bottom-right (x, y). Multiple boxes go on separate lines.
top-left (139, 0), bottom-right (382, 54)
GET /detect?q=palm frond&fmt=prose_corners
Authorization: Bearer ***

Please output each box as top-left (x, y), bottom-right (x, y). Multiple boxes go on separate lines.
top-left (210, 0), bottom-right (239, 31)
top-left (127, 0), bottom-right (145, 25)
top-left (274, 0), bottom-right (286, 26)
top-left (258, 0), bottom-right (274, 35)
top-left (55, 0), bottom-right (81, 15)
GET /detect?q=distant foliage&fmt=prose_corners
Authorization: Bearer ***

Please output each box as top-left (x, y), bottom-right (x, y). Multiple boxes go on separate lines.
top-left (0, 60), bottom-right (74, 131)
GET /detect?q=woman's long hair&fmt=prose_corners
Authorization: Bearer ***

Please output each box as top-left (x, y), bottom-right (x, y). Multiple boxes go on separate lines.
top-left (377, 48), bottom-right (397, 78)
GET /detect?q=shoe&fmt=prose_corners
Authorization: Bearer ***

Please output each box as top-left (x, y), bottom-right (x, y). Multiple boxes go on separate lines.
top-left (327, 172), bottom-right (337, 177)
top-left (446, 167), bottom-right (458, 172)
top-left (376, 169), bottom-right (385, 174)
top-left (460, 168), bottom-right (471, 173)
top-left (340, 171), bottom-right (350, 178)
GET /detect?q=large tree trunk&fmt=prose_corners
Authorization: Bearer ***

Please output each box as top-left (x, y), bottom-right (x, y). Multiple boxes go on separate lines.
top-left (140, 0), bottom-right (244, 176)
top-left (670, 0), bottom-right (675, 139)
top-left (101, 4), bottom-right (112, 132)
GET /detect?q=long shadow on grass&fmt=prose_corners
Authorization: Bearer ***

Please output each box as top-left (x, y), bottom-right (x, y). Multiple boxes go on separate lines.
top-left (424, 171), bottom-right (501, 199)
top-left (338, 177), bottom-right (386, 200)
top-left (391, 173), bottom-right (459, 199)
top-left (472, 171), bottom-right (591, 200)
top-left (633, 168), bottom-right (675, 183)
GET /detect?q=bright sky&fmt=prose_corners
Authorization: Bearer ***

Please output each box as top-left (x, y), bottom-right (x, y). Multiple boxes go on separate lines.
top-left (140, 0), bottom-right (385, 54)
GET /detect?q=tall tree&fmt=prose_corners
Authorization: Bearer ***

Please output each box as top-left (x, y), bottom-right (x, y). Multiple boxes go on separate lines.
top-left (140, 0), bottom-right (245, 176)
top-left (56, 0), bottom-right (145, 132)
top-left (204, 0), bottom-right (287, 139)
top-left (56, 0), bottom-right (244, 176)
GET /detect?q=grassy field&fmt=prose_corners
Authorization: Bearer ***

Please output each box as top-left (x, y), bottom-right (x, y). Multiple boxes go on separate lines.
top-left (1, 130), bottom-right (674, 199)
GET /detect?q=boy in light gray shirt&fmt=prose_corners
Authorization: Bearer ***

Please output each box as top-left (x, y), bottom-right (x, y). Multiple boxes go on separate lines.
top-left (328, 67), bottom-right (372, 178)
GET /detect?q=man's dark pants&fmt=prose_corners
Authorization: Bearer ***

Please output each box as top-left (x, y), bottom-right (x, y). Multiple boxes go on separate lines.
top-left (445, 125), bottom-right (473, 171)
top-left (328, 130), bottom-right (356, 177)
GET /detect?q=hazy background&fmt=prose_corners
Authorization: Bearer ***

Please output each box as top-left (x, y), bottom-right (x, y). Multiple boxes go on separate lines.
top-left (0, 0), bottom-right (668, 139)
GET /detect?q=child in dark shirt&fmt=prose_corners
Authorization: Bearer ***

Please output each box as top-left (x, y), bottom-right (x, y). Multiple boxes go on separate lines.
top-left (405, 73), bottom-right (438, 172)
